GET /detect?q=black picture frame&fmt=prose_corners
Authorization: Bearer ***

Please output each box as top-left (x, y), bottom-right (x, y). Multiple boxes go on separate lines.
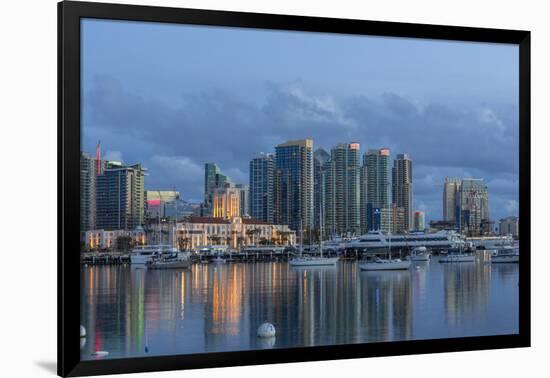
top-left (58, 1), bottom-right (531, 376)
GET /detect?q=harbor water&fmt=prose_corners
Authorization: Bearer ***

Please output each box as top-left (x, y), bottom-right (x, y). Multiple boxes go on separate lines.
top-left (80, 256), bottom-right (518, 360)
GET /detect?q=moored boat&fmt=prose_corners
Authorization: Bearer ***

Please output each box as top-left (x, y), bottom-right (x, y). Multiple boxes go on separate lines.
top-left (131, 245), bottom-right (178, 265)
top-left (359, 258), bottom-right (411, 271)
top-left (147, 252), bottom-right (191, 269)
top-left (289, 256), bottom-right (339, 267)
top-left (439, 246), bottom-right (475, 263)
top-left (410, 246), bottom-right (431, 261)
top-left (491, 245), bottom-right (519, 263)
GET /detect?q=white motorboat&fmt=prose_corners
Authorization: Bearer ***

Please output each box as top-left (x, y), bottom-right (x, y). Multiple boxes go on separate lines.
top-left (359, 257), bottom-right (411, 271)
top-left (410, 246), bottom-right (431, 261)
top-left (212, 256), bottom-right (226, 263)
top-left (491, 245), bottom-right (519, 263)
top-left (439, 247), bottom-right (475, 263)
top-left (131, 245), bottom-right (178, 265)
top-left (147, 252), bottom-right (191, 269)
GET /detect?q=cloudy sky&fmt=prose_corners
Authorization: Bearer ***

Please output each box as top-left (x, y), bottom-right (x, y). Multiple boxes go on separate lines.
top-left (81, 19), bottom-right (519, 223)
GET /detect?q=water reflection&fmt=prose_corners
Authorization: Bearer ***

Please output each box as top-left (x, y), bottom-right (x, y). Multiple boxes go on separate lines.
top-left (81, 258), bottom-right (518, 360)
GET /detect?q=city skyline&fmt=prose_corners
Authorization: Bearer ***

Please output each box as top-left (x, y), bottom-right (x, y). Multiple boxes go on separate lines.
top-left (81, 19), bottom-right (519, 223)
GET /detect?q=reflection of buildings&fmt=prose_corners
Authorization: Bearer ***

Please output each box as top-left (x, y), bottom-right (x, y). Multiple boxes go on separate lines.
top-left (443, 262), bottom-right (491, 326)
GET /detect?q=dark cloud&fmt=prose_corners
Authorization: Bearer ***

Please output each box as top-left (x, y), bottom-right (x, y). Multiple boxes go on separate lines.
top-left (82, 76), bottom-right (519, 221)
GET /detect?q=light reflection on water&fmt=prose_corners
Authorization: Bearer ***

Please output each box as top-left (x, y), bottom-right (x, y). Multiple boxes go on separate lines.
top-left (80, 257), bottom-right (518, 360)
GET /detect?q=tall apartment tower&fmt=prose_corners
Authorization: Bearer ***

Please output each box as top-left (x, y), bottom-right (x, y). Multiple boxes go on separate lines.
top-left (324, 143), bottom-right (361, 235)
top-left (80, 152), bottom-right (104, 231)
top-left (363, 148), bottom-right (390, 231)
top-left (392, 153), bottom-right (413, 232)
top-left (313, 148), bottom-right (330, 233)
top-left (274, 139), bottom-right (314, 233)
top-left (443, 178), bottom-right (461, 224)
top-left (249, 153), bottom-right (275, 223)
top-left (96, 161), bottom-right (147, 230)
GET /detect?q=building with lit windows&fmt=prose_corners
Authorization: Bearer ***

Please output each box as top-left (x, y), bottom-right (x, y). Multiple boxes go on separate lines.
top-left (82, 227), bottom-right (146, 251)
top-left (212, 185), bottom-right (241, 219)
top-left (363, 148), bottom-right (390, 231)
top-left (174, 216), bottom-right (296, 250)
top-left (392, 153), bottom-right (413, 231)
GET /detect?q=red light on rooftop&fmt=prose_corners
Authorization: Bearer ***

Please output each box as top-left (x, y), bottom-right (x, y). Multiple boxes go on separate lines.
top-left (380, 148), bottom-right (390, 156)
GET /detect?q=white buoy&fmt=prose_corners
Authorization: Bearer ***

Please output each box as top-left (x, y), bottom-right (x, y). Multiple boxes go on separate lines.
top-left (257, 322), bottom-right (276, 338)
top-left (92, 351), bottom-right (109, 357)
top-left (80, 325), bottom-right (86, 338)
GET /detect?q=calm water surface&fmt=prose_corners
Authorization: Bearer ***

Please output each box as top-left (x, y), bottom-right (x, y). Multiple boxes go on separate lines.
top-left (80, 257), bottom-right (518, 360)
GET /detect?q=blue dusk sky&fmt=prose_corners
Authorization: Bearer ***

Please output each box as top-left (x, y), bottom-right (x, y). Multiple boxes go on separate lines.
top-left (81, 18), bottom-right (519, 223)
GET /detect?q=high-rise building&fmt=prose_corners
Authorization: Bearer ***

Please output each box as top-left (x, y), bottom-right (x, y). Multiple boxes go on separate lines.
top-left (392, 153), bottom-right (413, 232)
top-left (313, 148), bottom-right (330, 233)
top-left (96, 161), bottom-right (147, 230)
top-left (212, 185), bottom-right (241, 219)
top-left (249, 153), bottom-right (275, 223)
top-left (391, 204), bottom-right (406, 234)
top-left (324, 142), bottom-right (361, 235)
top-left (204, 163), bottom-right (232, 215)
top-left (458, 178), bottom-right (489, 236)
top-left (274, 139), bottom-right (314, 233)
top-left (80, 152), bottom-right (103, 231)
top-left (363, 148), bottom-right (390, 231)
top-left (499, 216), bottom-right (519, 237)
top-left (443, 178), bottom-right (461, 224)
top-left (235, 184), bottom-right (249, 217)
top-left (359, 164), bottom-right (368, 233)
top-left (413, 210), bottom-right (426, 231)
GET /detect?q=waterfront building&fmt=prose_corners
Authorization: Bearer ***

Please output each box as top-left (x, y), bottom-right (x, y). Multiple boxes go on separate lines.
top-left (392, 154), bottom-right (413, 231)
top-left (380, 207), bottom-right (393, 234)
top-left (313, 148), bottom-right (330, 233)
top-left (363, 148), bottom-right (390, 231)
top-left (324, 143), bottom-right (361, 235)
top-left (443, 178), bottom-right (461, 224)
top-left (249, 153), bottom-right (275, 223)
top-left (82, 227), bottom-right (146, 251)
top-left (458, 178), bottom-right (490, 236)
top-left (499, 216), bottom-right (519, 237)
top-left (274, 139), bottom-right (314, 233)
top-left (96, 161), bottom-right (147, 230)
top-left (212, 185), bottom-right (241, 219)
top-left (145, 190), bottom-right (180, 219)
top-left (413, 210), bottom-right (426, 231)
top-left (80, 151), bottom-right (104, 231)
top-left (174, 216), bottom-right (296, 250)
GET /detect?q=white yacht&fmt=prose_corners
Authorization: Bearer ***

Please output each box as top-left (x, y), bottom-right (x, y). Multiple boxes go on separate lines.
top-left (147, 251), bottom-right (191, 269)
top-left (289, 212), bottom-right (339, 267)
top-left (131, 245), bottom-right (178, 265)
top-left (439, 246), bottom-right (475, 263)
top-left (491, 245), bottom-right (519, 263)
top-left (349, 230), bottom-right (462, 252)
top-left (359, 257), bottom-right (411, 271)
top-left (409, 246), bottom-right (431, 261)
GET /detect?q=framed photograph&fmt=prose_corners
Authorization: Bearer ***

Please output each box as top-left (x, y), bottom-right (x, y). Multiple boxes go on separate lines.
top-left (58, 1), bottom-right (530, 376)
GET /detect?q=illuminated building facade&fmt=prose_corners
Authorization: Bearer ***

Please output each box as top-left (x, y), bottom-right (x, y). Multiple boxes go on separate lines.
top-left (212, 186), bottom-right (241, 219)
top-left (174, 216), bottom-right (296, 250)
top-left (82, 228), bottom-right (146, 251)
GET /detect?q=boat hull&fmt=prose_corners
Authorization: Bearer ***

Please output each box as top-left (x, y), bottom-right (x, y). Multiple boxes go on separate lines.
top-left (491, 255), bottom-right (519, 263)
top-left (289, 257), bottom-right (339, 267)
top-left (359, 260), bottom-right (411, 271)
top-left (439, 255), bottom-right (475, 263)
top-left (410, 254), bottom-right (431, 262)
top-left (148, 260), bottom-right (191, 269)
top-left (130, 255), bottom-right (152, 265)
